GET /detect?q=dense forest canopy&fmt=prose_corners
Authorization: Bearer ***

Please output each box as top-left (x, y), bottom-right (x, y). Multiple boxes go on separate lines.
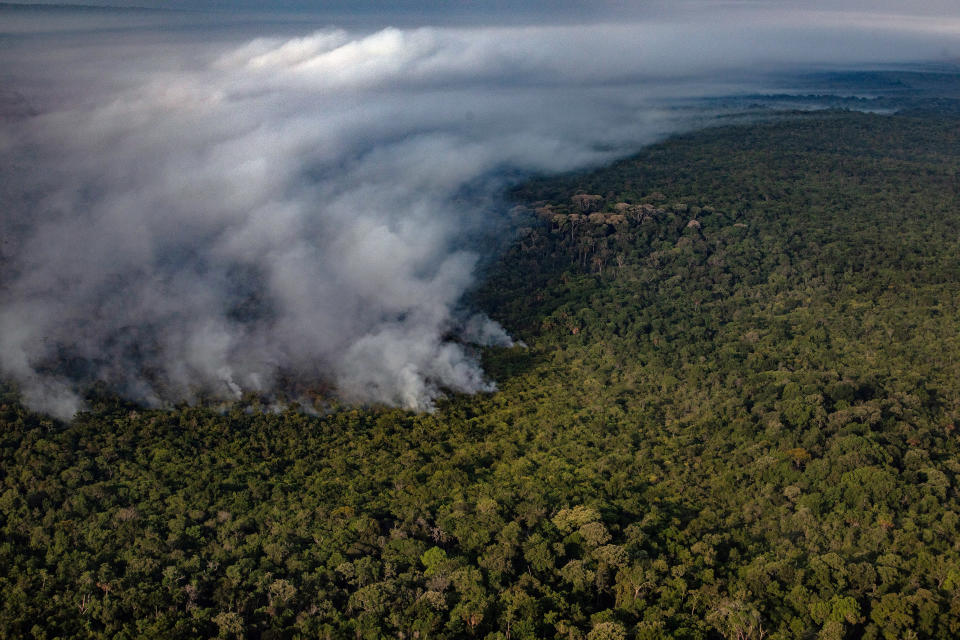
top-left (4, 110), bottom-right (960, 638)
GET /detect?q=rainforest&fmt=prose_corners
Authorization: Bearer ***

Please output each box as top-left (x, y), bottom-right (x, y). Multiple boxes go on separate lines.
top-left (4, 106), bottom-right (960, 639)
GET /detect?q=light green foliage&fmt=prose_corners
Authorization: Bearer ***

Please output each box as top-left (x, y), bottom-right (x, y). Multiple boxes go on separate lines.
top-left (587, 621), bottom-right (627, 640)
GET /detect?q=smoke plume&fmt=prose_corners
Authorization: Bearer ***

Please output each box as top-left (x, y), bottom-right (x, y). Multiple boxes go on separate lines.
top-left (0, 4), bottom-right (958, 418)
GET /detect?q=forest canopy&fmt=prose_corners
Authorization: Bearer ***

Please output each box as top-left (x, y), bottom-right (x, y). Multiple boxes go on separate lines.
top-left (3, 110), bottom-right (960, 638)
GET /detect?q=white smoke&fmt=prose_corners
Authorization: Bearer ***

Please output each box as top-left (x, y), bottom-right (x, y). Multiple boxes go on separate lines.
top-left (0, 5), bottom-right (958, 418)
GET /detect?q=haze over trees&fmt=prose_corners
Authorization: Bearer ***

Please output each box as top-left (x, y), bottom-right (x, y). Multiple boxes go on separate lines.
top-left (4, 0), bottom-right (960, 420)
top-left (4, 110), bottom-right (960, 638)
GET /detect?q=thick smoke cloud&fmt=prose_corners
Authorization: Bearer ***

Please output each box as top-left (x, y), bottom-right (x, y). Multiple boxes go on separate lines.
top-left (1, 5), bottom-right (958, 418)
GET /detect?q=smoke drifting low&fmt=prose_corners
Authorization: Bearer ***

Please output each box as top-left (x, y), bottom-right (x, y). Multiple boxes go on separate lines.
top-left (1, 4), bottom-right (958, 418)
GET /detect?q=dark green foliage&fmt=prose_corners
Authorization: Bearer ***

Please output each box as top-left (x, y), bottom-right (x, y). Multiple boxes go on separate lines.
top-left (4, 111), bottom-right (960, 638)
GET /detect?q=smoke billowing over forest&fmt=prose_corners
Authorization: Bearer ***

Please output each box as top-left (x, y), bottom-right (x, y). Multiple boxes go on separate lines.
top-left (1, 2), bottom-right (958, 417)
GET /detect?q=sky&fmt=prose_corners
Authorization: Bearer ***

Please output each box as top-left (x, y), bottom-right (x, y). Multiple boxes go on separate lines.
top-left (8, 0), bottom-right (960, 15)
top-left (1, 1), bottom-right (959, 418)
